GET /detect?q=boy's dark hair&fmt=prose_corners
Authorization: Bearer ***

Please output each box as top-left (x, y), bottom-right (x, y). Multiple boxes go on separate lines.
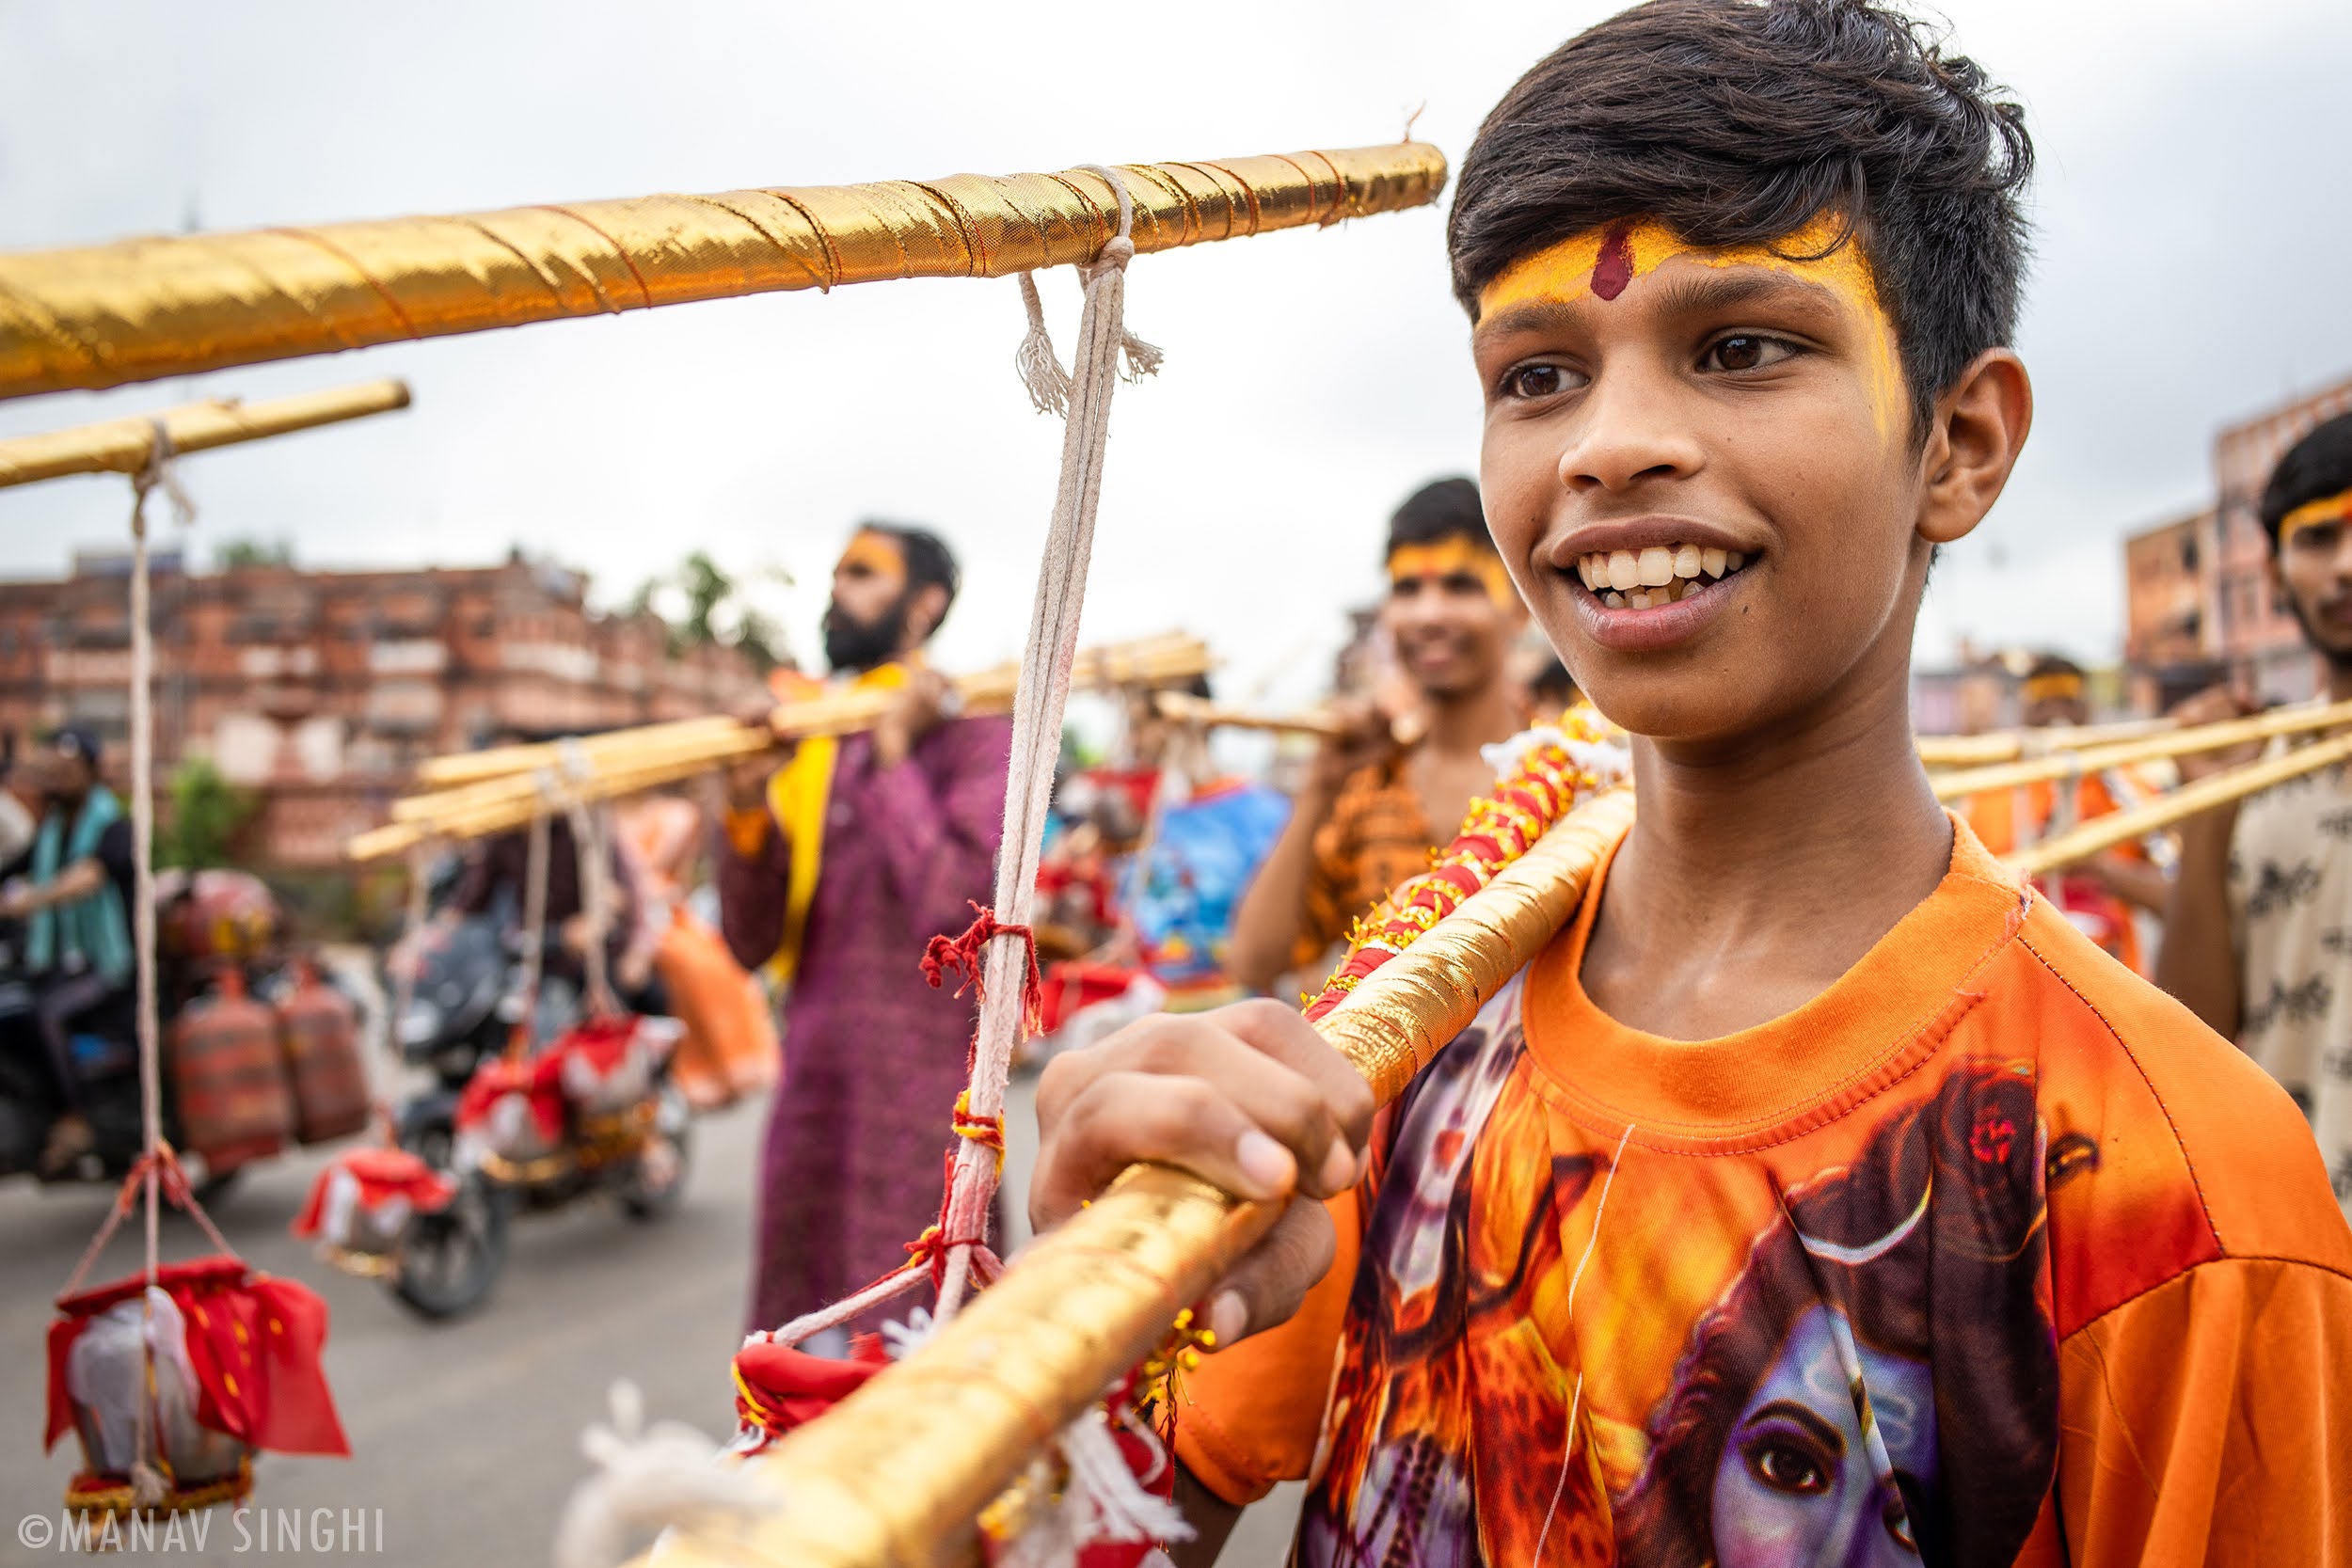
top-left (2025, 653), bottom-right (2083, 683)
top-left (2259, 412), bottom-right (2352, 552)
top-left (1385, 477), bottom-right (1493, 561)
top-left (1450, 0), bottom-right (2033, 437)
top-left (861, 522), bottom-right (961, 622)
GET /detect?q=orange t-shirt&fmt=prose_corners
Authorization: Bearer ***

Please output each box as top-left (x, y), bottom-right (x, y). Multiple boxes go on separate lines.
top-left (1963, 773), bottom-right (2149, 973)
top-left (1174, 816), bottom-right (2352, 1566)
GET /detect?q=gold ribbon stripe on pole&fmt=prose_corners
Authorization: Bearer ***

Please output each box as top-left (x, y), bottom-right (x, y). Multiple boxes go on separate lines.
top-left (645, 788), bottom-right (1635, 1568)
top-left (2006, 730), bottom-right (2352, 877)
top-left (0, 379), bottom-right (410, 489)
top-left (0, 145), bottom-right (1448, 401)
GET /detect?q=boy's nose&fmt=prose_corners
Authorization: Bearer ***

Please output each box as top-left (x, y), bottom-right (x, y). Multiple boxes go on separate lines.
top-left (1554, 366), bottom-right (1703, 495)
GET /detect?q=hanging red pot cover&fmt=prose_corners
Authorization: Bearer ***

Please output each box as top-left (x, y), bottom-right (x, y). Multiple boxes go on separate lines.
top-left (728, 1335), bottom-right (892, 1458)
top-left (291, 1146), bottom-right (458, 1268)
top-left (46, 1256), bottom-right (347, 1514)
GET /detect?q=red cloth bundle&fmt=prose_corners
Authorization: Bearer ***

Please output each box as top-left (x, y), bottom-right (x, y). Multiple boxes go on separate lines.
top-left (290, 1146), bottom-right (458, 1255)
top-left (46, 1256), bottom-right (349, 1467)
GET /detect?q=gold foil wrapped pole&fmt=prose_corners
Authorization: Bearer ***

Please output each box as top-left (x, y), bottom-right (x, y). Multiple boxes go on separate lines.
top-left (0, 379), bottom-right (410, 489)
top-left (0, 144), bottom-right (1447, 401)
top-left (646, 787), bottom-right (1637, 1568)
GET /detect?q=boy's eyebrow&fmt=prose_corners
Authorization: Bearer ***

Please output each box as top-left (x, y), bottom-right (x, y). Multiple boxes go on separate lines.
top-left (1472, 263), bottom-right (1848, 349)
top-left (1645, 266), bottom-right (1843, 321)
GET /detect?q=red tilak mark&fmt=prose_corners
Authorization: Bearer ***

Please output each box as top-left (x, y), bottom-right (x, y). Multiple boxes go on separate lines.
top-left (1590, 222), bottom-right (1636, 301)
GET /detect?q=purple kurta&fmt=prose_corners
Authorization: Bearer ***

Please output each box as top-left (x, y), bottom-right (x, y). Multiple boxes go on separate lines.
top-left (716, 715), bottom-right (1012, 1335)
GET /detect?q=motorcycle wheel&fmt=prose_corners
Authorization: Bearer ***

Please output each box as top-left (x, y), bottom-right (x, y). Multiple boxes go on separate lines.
top-left (618, 1085), bottom-right (691, 1222)
top-left (392, 1172), bottom-right (510, 1320)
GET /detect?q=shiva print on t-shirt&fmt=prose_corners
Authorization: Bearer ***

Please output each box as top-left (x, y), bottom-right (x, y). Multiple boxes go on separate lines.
top-left (1295, 978), bottom-right (2062, 1567)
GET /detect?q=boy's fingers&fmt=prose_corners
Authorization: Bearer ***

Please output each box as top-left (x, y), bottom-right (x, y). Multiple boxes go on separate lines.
top-left (1210, 999), bottom-right (1378, 1164)
top-left (1028, 1068), bottom-right (1322, 1233)
top-left (1203, 1197), bottom-right (1338, 1348)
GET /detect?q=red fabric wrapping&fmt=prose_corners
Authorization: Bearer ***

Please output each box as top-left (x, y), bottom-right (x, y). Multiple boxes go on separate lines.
top-left (732, 1335), bottom-right (892, 1449)
top-left (454, 1053), bottom-right (565, 1144)
top-left (290, 1146), bottom-right (458, 1239)
top-left (1037, 960), bottom-right (1142, 1037)
top-left (46, 1255), bottom-right (348, 1459)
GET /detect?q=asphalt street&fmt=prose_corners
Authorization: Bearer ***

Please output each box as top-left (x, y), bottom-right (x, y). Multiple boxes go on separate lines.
top-left (1, 1053), bottom-right (1302, 1565)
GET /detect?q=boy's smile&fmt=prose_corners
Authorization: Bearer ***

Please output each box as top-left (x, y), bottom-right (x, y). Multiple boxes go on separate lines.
top-left (1470, 217), bottom-right (1940, 739)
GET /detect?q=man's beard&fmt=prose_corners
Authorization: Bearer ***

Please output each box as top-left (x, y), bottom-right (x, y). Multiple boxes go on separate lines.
top-left (823, 596), bottom-right (913, 673)
top-left (2282, 591), bottom-right (2352, 676)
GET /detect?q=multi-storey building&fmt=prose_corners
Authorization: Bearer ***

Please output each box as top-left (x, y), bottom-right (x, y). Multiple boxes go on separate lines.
top-left (2123, 373), bottom-right (2351, 711)
top-left (0, 549), bottom-right (768, 865)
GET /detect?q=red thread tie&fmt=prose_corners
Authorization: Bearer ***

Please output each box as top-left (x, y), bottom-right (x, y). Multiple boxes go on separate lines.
top-left (922, 903), bottom-right (1044, 1033)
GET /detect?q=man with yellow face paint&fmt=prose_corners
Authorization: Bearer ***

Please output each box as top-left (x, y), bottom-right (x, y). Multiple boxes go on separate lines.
top-left (710, 523), bottom-right (1011, 1346)
top-left (1022, 2), bottom-right (2352, 1562)
top-left (2161, 411), bottom-right (2352, 1226)
top-left (1226, 478), bottom-right (1530, 998)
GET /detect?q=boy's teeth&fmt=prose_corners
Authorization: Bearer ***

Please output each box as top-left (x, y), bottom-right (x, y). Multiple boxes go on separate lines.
top-left (1579, 544), bottom-right (1753, 602)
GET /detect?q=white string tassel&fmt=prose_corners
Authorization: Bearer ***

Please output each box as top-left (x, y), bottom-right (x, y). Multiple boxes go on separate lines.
top-left (1015, 273), bottom-right (1073, 417)
top-left (554, 1382), bottom-right (778, 1568)
top-left (995, 1411), bottom-right (1191, 1568)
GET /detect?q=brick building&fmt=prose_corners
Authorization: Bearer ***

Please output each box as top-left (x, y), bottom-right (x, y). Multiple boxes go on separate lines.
top-left (0, 550), bottom-right (768, 865)
top-left (2122, 372), bottom-right (2350, 711)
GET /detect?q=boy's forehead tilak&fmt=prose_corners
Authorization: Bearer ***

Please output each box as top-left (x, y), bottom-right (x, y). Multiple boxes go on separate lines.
top-left (1388, 537), bottom-right (1516, 606)
top-left (1475, 216), bottom-right (1907, 441)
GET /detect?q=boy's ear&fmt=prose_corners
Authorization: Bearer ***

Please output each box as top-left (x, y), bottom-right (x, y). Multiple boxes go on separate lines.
top-left (1916, 349), bottom-right (2033, 546)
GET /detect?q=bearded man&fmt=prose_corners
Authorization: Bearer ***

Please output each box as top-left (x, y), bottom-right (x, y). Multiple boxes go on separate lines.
top-left (714, 523), bottom-right (1010, 1341)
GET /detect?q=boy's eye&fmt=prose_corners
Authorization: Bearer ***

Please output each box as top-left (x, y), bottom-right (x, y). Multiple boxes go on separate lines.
top-left (1703, 334), bottom-right (1799, 373)
top-left (2289, 520), bottom-right (2343, 554)
top-left (1498, 362), bottom-right (1581, 402)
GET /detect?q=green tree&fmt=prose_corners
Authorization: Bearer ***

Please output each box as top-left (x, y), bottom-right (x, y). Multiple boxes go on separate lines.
top-left (157, 758), bottom-right (257, 868)
top-left (628, 552), bottom-right (791, 672)
top-left (212, 537), bottom-right (293, 570)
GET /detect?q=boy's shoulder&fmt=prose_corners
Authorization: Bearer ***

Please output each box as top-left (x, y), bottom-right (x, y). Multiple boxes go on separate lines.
top-left (1981, 882), bottom-right (2352, 1329)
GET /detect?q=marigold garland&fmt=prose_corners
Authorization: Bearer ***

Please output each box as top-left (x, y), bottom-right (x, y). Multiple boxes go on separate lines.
top-left (1304, 707), bottom-right (1627, 1022)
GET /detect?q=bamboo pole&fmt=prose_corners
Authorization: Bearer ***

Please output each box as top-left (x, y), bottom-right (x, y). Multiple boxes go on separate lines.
top-left (1152, 689), bottom-right (1345, 736)
top-left (1930, 699), bottom-right (2352, 802)
top-left (1915, 718), bottom-right (2168, 768)
top-left (0, 379), bottom-right (410, 489)
top-left (0, 145), bottom-right (1447, 401)
top-left (2007, 730), bottom-right (2352, 876)
top-left (418, 714), bottom-right (750, 788)
top-left (352, 635), bottom-right (1216, 858)
top-left (646, 787), bottom-right (1637, 1568)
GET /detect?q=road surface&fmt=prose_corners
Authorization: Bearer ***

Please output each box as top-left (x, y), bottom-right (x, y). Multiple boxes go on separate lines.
top-left (1, 1069), bottom-right (1302, 1564)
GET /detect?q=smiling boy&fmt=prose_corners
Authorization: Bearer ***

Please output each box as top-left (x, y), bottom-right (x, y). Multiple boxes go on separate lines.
top-left (1026, 1), bottom-right (2352, 1563)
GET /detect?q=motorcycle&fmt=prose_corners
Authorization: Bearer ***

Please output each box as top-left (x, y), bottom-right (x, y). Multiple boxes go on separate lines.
top-left (381, 912), bottom-right (691, 1320)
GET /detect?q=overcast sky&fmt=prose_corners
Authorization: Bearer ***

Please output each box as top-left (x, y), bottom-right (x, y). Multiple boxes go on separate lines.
top-left (2, 0), bottom-right (2347, 703)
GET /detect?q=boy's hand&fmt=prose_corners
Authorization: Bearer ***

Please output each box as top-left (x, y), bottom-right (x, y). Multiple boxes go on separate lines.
top-left (1306, 697), bottom-right (1399, 802)
top-left (2169, 685), bottom-right (2264, 784)
top-left (1030, 998), bottom-right (1375, 1347)
top-left (873, 669), bottom-right (952, 769)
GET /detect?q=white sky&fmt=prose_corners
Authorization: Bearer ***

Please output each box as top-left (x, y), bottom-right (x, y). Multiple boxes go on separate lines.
top-left (1, 0), bottom-right (2346, 704)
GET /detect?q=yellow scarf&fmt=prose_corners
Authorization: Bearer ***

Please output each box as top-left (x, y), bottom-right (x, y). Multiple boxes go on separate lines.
top-left (762, 660), bottom-right (910, 988)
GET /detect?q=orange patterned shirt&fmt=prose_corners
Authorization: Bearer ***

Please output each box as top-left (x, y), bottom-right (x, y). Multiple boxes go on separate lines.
top-left (1176, 816), bottom-right (2352, 1566)
top-left (1295, 754), bottom-right (1435, 972)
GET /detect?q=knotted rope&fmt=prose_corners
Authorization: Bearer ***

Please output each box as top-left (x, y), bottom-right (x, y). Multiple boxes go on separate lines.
top-left (560, 166), bottom-right (1166, 1568)
top-left (935, 164), bottom-right (1158, 1320)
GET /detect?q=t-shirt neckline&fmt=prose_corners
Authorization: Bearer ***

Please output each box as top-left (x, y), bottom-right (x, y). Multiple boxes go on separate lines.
top-left (1522, 811), bottom-right (2028, 1148)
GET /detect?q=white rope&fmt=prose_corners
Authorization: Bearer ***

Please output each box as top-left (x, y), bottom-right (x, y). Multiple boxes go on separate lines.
top-left (935, 163), bottom-right (1159, 1320)
top-left (557, 168), bottom-right (1168, 1568)
top-left (126, 419), bottom-right (193, 1507)
top-left (553, 1383), bottom-right (778, 1568)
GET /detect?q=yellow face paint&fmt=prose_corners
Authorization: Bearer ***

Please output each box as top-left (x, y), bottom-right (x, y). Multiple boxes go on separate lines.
top-left (1387, 537), bottom-right (1516, 607)
top-left (2019, 673), bottom-right (2084, 705)
top-left (835, 529), bottom-right (907, 587)
top-left (1478, 216), bottom-right (1908, 442)
top-left (2279, 485), bottom-right (2352, 550)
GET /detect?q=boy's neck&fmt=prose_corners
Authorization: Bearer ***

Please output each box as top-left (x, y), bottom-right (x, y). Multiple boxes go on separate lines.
top-left (1586, 657), bottom-right (1955, 1039)
top-left (1422, 678), bottom-right (1519, 758)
